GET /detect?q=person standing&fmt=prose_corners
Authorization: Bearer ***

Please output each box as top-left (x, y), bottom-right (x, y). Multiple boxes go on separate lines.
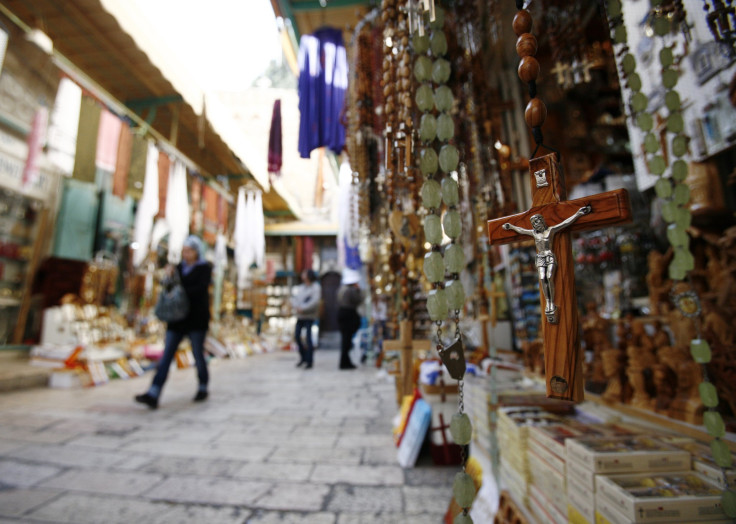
top-left (135, 235), bottom-right (212, 409)
top-left (337, 268), bottom-right (363, 370)
top-left (292, 269), bottom-right (321, 369)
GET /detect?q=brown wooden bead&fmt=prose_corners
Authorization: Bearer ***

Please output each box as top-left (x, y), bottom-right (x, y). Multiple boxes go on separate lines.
top-left (518, 56), bottom-right (540, 83)
top-left (513, 10), bottom-right (532, 36)
top-left (516, 33), bottom-right (537, 58)
top-left (525, 98), bottom-right (547, 128)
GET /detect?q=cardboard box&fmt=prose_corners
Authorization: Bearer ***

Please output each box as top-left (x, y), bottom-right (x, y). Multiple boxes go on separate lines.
top-left (568, 473), bottom-right (596, 524)
top-left (668, 440), bottom-right (736, 489)
top-left (530, 484), bottom-right (567, 524)
top-left (568, 502), bottom-right (594, 524)
top-left (529, 448), bottom-right (567, 514)
top-left (529, 435), bottom-right (566, 475)
top-left (567, 455), bottom-right (596, 489)
top-left (566, 436), bottom-right (691, 474)
top-left (595, 471), bottom-right (730, 522)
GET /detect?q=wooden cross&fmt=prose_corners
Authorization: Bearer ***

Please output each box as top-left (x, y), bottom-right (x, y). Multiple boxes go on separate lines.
top-left (487, 153), bottom-right (632, 401)
top-left (384, 320), bottom-right (431, 402)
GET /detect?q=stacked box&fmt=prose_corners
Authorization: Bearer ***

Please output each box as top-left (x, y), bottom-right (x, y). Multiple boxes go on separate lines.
top-left (464, 376), bottom-right (493, 457)
top-left (496, 406), bottom-right (560, 506)
top-left (529, 484), bottom-right (567, 524)
top-left (667, 440), bottom-right (736, 489)
top-left (595, 471), bottom-right (729, 523)
top-left (565, 435), bottom-right (691, 524)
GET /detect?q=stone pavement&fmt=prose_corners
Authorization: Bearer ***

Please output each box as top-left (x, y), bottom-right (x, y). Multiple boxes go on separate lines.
top-left (0, 343), bottom-right (456, 523)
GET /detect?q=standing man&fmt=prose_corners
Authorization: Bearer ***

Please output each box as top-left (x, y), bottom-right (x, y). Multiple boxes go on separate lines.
top-left (292, 269), bottom-right (321, 369)
top-left (337, 268), bottom-right (363, 370)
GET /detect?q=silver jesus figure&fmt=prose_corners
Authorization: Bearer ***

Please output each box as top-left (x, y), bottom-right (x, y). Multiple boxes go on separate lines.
top-left (502, 205), bottom-right (591, 324)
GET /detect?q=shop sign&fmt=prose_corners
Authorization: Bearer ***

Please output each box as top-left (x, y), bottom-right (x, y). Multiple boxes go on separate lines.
top-left (0, 128), bottom-right (54, 200)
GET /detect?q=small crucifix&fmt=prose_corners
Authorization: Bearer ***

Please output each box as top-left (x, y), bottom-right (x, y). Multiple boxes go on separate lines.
top-left (488, 154), bottom-right (632, 401)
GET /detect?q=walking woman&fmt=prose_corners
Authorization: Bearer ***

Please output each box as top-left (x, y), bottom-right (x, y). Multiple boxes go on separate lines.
top-left (135, 235), bottom-right (212, 409)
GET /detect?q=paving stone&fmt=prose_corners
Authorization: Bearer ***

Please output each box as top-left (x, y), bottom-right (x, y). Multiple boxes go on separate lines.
top-left (337, 513), bottom-right (444, 524)
top-left (246, 510), bottom-right (335, 524)
top-left (150, 504), bottom-right (251, 523)
top-left (254, 482), bottom-right (331, 511)
top-left (0, 460), bottom-right (61, 488)
top-left (0, 488), bottom-right (61, 517)
top-left (334, 434), bottom-right (394, 449)
top-left (326, 485), bottom-right (403, 513)
top-left (39, 469), bottom-right (164, 496)
top-left (234, 462), bottom-right (313, 482)
top-left (268, 447), bottom-right (361, 466)
top-left (403, 465), bottom-right (456, 487)
top-left (140, 456), bottom-right (247, 477)
top-left (146, 476), bottom-right (272, 506)
top-left (360, 446), bottom-right (398, 465)
top-left (310, 465), bottom-right (403, 486)
top-left (12, 444), bottom-right (128, 469)
top-left (24, 492), bottom-right (173, 524)
top-left (0, 440), bottom-right (26, 456)
top-left (403, 485), bottom-right (454, 514)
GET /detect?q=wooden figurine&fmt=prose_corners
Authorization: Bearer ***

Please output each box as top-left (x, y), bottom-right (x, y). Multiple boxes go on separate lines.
top-left (646, 250), bottom-right (672, 316)
top-left (601, 347), bottom-right (625, 403)
top-left (668, 360), bottom-right (705, 425)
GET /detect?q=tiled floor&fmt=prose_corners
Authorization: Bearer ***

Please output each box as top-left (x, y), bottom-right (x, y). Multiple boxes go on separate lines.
top-left (0, 342), bottom-right (456, 523)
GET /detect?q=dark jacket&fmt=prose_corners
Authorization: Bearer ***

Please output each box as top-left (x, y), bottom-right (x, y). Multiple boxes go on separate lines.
top-left (168, 261), bottom-right (212, 333)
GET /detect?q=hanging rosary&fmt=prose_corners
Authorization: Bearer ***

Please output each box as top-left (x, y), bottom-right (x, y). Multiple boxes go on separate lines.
top-left (606, 0), bottom-right (736, 517)
top-left (411, 2), bottom-right (475, 521)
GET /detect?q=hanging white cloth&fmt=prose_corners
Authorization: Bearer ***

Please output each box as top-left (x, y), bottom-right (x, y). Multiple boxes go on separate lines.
top-left (233, 186), bottom-right (249, 287)
top-left (214, 232), bottom-right (228, 275)
top-left (132, 141), bottom-right (159, 267)
top-left (47, 78), bottom-right (82, 175)
top-left (165, 159), bottom-right (190, 262)
top-left (252, 190), bottom-right (265, 269)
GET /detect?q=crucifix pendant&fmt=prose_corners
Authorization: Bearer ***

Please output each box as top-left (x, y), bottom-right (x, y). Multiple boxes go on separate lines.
top-left (488, 153), bottom-right (632, 401)
top-left (438, 336), bottom-right (466, 381)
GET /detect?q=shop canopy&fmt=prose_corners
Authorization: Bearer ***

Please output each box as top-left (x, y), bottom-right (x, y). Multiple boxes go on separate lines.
top-left (1, 0), bottom-right (298, 219)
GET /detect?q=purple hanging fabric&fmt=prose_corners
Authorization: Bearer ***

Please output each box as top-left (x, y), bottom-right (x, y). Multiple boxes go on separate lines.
top-left (297, 27), bottom-right (348, 159)
top-left (267, 99), bottom-right (282, 175)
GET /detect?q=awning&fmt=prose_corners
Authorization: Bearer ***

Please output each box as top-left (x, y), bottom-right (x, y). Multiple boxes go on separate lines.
top-left (0, 0), bottom-right (297, 218)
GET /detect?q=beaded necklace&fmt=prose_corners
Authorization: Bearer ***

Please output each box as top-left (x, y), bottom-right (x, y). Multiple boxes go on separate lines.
top-left (412, 4), bottom-right (476, 522)
top-left (606, 0), bottom-right (736, 516)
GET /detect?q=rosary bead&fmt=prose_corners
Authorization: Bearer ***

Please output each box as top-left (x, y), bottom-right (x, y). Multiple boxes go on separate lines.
top-left (444, 244), bottom-right (464, 273)
top-left (432, 58), bottom-right (451, 84)
top-left (424, 214), bottom-right (443, 245)
top-left (416, 84), bottom-right (435, 112)
top-left (667, 112), bottom-right (684, 134)
top-left (441, 176), bottom-right (459, 206)
top-left (690, 339), bottom-right (712, 364)
top-left (724, 491), bottom-right (736, 519)
top-left (671, 134), bottom-right (688, 157)
top-left (436, 113), bottom-right (455, 142)
top-left (671, 159), bottom-right (688, 181)
top-left (704, 410), bottom-right (725, 437)
top-left (654, 177), bottom-right (672, 198)
top-left (419, 113), bottom-right (438, 142)
top-left (439, 144), bottom-right (459, 173)
top-left (453, 515), bottom-right (473, 524)
top-left (513, 9), bottom-right (532, 36)
top-left (413, 33), bottom-right (430, 54)
top-left (445, 278), bottom-right (466, 309)
top-left (414, 56), bottom-right (433, 82)
top-left (421, 179), bottom-right (441, 208)
top-left (450, 412), bottom-right (472, 445)
top-left (666, 224), bottom-right (688, 248)
top-left (524, 98), bottom-right (547, 128)
top-left (699, 382), bottom-right (719, 408)
top-left (443, 209), bottom-right (462, 239)
top-left (427, 288), bottom-right (448, 320)
top-left (420, 147), bottom-right (439, 175)
top-left (711, 439), bottom-right (733, 468)
top-left (517, 56), bottom-right (540, 83)
top-left (430, 31), bottom-right (448, 57)
top-left (515, 33), bottom-right (537, 58)
top-left (434, 85), bottom-right (454, 112)
top-left (453, 472), bottom-right (476, 508)
top-left (674, 207), bottom-right (691, 229)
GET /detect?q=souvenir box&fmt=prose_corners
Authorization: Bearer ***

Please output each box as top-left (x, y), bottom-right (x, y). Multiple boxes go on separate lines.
top-left (528, 447), bottom-right (567, 514)
top-left (567, 473), bottom-right (596, 524)
top-left (528, 434), bottom-right (566, 474)
top-left (566, 436), bottom-right (691, 474)
top-left (595, 471), bottom-right (729, 523)
top-left (668, 440), bottom-right (736, 489)
top-left (529, 483), bottom-right (567, 524)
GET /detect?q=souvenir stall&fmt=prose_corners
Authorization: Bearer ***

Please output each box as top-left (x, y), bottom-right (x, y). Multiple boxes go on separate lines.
top-left (340, 0), bottom-right (736, 522)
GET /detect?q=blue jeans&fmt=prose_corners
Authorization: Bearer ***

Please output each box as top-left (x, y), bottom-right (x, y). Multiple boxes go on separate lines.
top-left (150, 329), bottom-right (208, 397)
top-left (295, 319), bottom-right (314, 365)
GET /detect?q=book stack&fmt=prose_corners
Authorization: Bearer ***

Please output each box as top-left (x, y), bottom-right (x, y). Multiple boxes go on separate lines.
top-left (595, 471), bottom-right (729, 523)
top-left (463, 375), bottom-right (493, 460)
top-left (497, 406), bottom-right (560, 507)
top-left (565, 435), bottom-right (692, 524)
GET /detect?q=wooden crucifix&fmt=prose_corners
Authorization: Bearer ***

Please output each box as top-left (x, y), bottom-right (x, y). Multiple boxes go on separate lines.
top-left (384, 320), bottom-right (431, 402)
top-left (487, 153), bottom-right (632, 401)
